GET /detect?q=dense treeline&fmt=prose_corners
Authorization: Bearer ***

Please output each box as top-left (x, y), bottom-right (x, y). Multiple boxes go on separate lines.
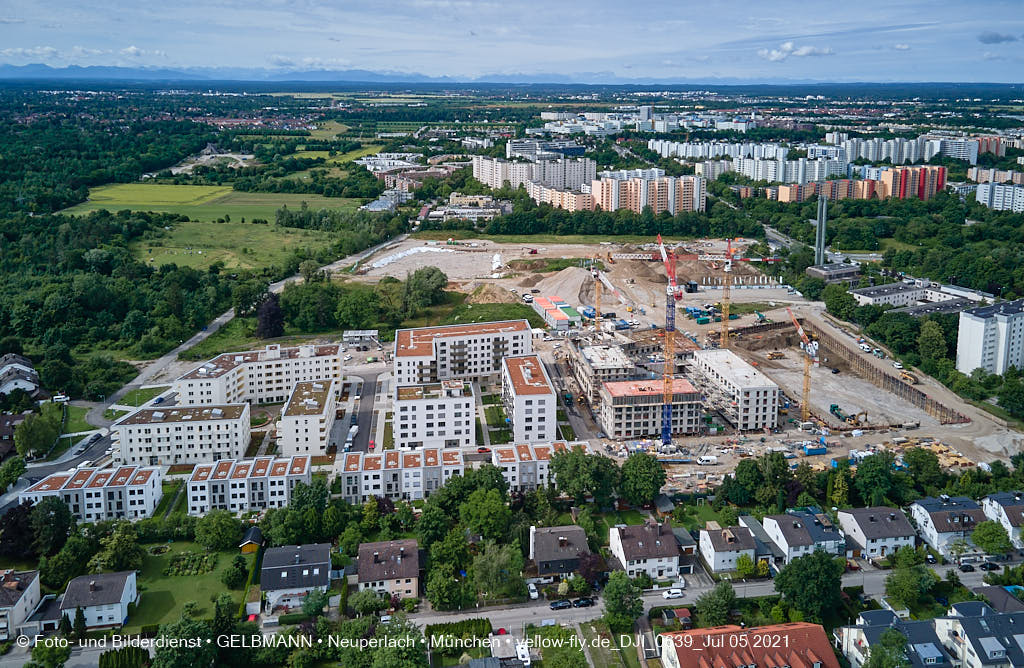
top-left (235, 162), bottom-right (384, 198)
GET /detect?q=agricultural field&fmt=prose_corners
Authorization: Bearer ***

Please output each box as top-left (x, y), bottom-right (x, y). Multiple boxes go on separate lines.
top-left (62, 184), bottom-right (359, 222)
top-left (307, 119), bottom-right (351, 138)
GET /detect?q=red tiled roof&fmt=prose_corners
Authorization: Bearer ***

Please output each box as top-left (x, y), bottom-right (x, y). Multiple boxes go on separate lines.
top-left (659, 623), bottom-right (839, 668)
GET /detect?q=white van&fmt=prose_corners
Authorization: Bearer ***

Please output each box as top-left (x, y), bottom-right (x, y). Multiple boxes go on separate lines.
top-left (859, 343), bottom-right (872, 353)
top-left (697, 455), bottom-right (719, 466)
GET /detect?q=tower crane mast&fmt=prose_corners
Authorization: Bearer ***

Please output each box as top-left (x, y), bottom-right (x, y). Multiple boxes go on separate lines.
top-left (786, 307), bottom-right (818, 423)
top-left (658, 234), bottom-right (683, 444)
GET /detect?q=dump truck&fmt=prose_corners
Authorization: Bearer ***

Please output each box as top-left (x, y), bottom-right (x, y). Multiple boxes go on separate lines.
top-left (767, 351), bottom-right (785, 360)
top-left (900, 371), bottom-right (919, 384)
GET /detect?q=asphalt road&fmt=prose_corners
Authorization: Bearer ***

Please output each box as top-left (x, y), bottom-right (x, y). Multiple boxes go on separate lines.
top-left (352, 371), bottom-right (381, 452)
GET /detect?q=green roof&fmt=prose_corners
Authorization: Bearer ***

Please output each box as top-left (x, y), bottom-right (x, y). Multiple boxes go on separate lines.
top-left (560, 306), bottom-right (581, 319)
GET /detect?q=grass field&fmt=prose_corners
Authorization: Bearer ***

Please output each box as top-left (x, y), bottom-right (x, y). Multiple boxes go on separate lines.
top-left (441, 302), bottom-right (545, 328)
top-left (120, 386), bottom-right (170, 407)
top-left (178, 318), bottom-right (342, 361)
top-left (63, 405), bottom-right (94, 433)
top-left (63, 184), bottom-right (359, 224)
top-left (307, 120), bottom-right (351, 139)
top-left (103, 408), bottom-right (129, 421)
top-left (124, 542), bottom-right (253, 632)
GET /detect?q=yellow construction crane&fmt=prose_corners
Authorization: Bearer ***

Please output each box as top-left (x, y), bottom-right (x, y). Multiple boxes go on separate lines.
top-left (591, 256), bottom-right (602, 324)
top-left (720, 238), bottom-right (734, 349)
top-left (786, 307), bottom-right (817, 423)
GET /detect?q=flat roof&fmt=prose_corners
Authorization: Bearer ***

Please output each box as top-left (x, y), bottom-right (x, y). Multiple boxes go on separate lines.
top-left (118, 405), bottom-right (246, 425)
top-left (179, 343), bottom-right (341, 380)
top-left (891, 298), bottom-right (973, 317)
top-left (603, 378), bottom-right (698, 398)
top-left (395, 380), bottom-right (469, 401)
top-left (964, 298), bottom-right (1024, 319)
top-left (693, 348), bottom-right (777, 389)
top-left (850, 282), bottom-right (922, 298)
top-left (395, 320), bottom-right (530, 358)
top-left (503, 355), bottom-right (554, 396)
top-left (581, 345), bottom-right (632, 370)
top-left (283, 381), bottom-right (334, 417)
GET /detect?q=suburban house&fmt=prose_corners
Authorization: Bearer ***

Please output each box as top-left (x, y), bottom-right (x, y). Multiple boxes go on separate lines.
top-left (762, 510), bottom-right (845, 564)
top-left (909, 496), bottom-right (986, 558)
top-left (738, 515), bottom-right (786, 568)
top-left (670, 526), bottom-right (697, 575)
top-left (356, 539), bottom-right (420, 599)
top-left (698, 523), bottom-right (756, 573)
top-left (59, 572), bottom-right (137, 630)
top-left (837, 506), bottom-right (916, 559)
top-left (981, 492), bottom-right (1024, 548)
top-left (0, 570), bottom-right (41, 641)
top-left (660, 622), bottom-right (840, 668)
top-left (609, 519), bottom-right (682, 581)
top-left (261, 543), bottom-right (331, 611)
top-left (0, 354), bottom-right (39, 397)
top-left (836, 609), bottom-right (954, 668)
top-left (528, 525), bottom-right (590, 581)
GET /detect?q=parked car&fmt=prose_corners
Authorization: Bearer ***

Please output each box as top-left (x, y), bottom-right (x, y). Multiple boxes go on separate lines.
top-left (477, 447), bottom-right (491, 454)
top-left (831, 368), bottom-right (840, 374)
top-left (344, 355), bottom-right (353, 362)
top-left (959, 563), bottom-right (976, 572)
top-left (662, 589), bottom-right (684, 600)
top-left (572, 598), bottom-right (595, 608)
top-left (981, 562), bottom-right (1001, 571)
top-left (892, 361), bottom-right (904, 369)
top-left (549, 599), bottom-right (572, 610)
top-left (368, 440), bottom-right (376, 450)
top-left (527, 583), bottom-right (538, 600)
top-left (925, 553), bottom-right (937, 564)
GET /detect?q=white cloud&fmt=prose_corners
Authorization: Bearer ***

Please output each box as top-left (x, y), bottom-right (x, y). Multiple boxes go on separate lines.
top-left (757, 41), bottom-right (833, 62)
top-left (0, 17), bottom-right (24, 24)
top-left (0, 46), bottom-right (59, 59)
top-left (894, 43), bottom-right (910, 50)
top-left (119, 45), bottom-right (166, 58)
top-left (72, 46), bottom-right (111, 57)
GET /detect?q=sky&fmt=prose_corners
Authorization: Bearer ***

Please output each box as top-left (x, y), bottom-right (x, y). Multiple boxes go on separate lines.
top-left (0, 0), bottom-right (1023, 82)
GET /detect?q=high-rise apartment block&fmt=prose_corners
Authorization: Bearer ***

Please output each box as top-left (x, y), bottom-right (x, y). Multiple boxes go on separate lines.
top-left (471, 155), bottom-right (595, 190)
top-left (392, 321), bottom-right (533, 386)
top-left (277, 380), bottom-right (337, 456)
top-left (956, 300), bottom-right (1024, 375)
top-left (501, 355), bottom-right (557, 444)
top-left (590, 175), bottom-right (706, 214)
top-left (976, 183), bottom-right (1024, 212)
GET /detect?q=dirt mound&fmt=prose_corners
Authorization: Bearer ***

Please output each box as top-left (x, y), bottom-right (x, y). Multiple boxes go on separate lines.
top-left (518, 273), bottom-right (546, 288)
top-left (466, 283), bottom-right (519, 304)
top-left (614, 259), bottom-right (667, 284)
top-left (534, 267), bottom-right (593, 306)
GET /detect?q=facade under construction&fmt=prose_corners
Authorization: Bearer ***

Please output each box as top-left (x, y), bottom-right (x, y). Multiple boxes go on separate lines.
top-left (691, 349), bottom-right (780, 431)
top-left (598, 379), bottom-right (702, 440)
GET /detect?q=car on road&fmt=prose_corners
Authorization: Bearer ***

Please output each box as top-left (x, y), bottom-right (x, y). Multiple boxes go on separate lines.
top-left (892, 361), bottom-right (904, 369)
top-left (959, 563), bottom-right (976, 572)
top-left (549, 599), bottom-right (572, 611)
top-left (981, 562), bottom-right (1001, 571)
top-left (572, 598), bottom-right (595, 608)
top-left (368, 440), bottom-right (375, 450)
top-left (344, 355), bottom-right (353, 362)
top-left (662, 589), bottom-right (684, 600)
top-left (477, 447), bottom-right (491, 453)
top-left (925, 553), bottom-right (937, 564)
top-left (350, 415), bottom-right (358, 426)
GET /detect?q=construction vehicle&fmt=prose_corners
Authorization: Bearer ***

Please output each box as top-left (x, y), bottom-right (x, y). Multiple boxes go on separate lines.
top-left (657, 234), bottom-right (684, 445)
top-left (755, 311), bottom-right (767, 323)
top-left (900, 371), bottom-right (919, 384)
top-left (847, 411), bottom-right (868, 426)
top-left (787, 307), bottom-right (818, 423)
top-left (591, 255), bottom-right (602, 325)
top-left (830, 403), bottom-right (851, 421)
top-left (767, 351), bottom-right (785, 360)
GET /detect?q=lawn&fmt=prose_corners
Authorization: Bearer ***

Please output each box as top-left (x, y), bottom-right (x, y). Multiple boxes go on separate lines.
top-left (178, 318), bottom-right (342, 361)
top-left (124, 542), bottom-right (254, 632)
top-left (580, 621), bottom-right (626, 668)
top-left (63, 405), bottom-right (94, 433)
top-left (508, 257), bottom-right (600, 273)
top-left (558, 424), bottom-right (576, 440)
top-left (484, 405), bottom-right (507, 428)
top-left (103, 408), bottom-right (129, 421)
top-left (674, 503), bottom-right (726, 532)
top-left (153, 481), bottom-right (182, 517)
top-left (120, 386), bottom-right (170, 407)
top-left (441, 302), bottom-right (545, 328)
top-left (307, 120), bottom-right (352, 139)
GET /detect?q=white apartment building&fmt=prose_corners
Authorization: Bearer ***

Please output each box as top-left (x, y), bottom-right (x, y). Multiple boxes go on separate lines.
top-left (647, 139), bottom-right (788, 161)
top-left (471, 155), bottom-right (595, 190)
top-left (568, 344), bottom-right (635, 405)
top-left (699, 525), bottom-right (757, 572)
top-left (113, 405), bottom-right (250, 466)
top-left (173, 343), bottom-right (343, 406)
top-left (695, 160), bottom-right (735, 180)
top-left (837, 507), bottom-right (916, 559)
top-left (762, 511), bottom-right (845, 564)
top-left (393, 320), bottom-right (532, 386)
top-left (598, 379), bottom-right (701, 440)
top-left (610, 520), bottom-right (682, 580)
top-left (501, 355), bottom-right (557, 444)
top-left (337, 449), bottom-right (465, 505)
top-left (691, 349), bottom-right (779, 431)
top-left (394, 380), bottom-right (474, 450)
top-left (186, 455), bottom-right (311, 516)
top-left (20, 465), bottom-right (162, 523)
top-left (732, 157), bottom-right (846, 184)
top-left (976, 183), bottom-right (1024, 212)
top-left (491, 442), bottom-right (572, 493)
top-left (956, 299), bottom-right (1024, 375)
top-left (277, 380), bottom-right (337, 456)
top-left (0, 570), bottom-right (40, 641)
top-left (981, 492), bottom-right (1024, 549)
top-left (908, 496), bottom-right (986, 558)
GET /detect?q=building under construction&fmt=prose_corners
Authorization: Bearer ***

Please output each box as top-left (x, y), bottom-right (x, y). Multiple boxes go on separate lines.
top-left (597, 379), bottom-right (702, 440)
top-left (691, 349), bottom-right (780, 431)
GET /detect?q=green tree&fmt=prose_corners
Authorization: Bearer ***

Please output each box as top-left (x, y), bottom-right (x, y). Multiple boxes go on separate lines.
top-left (618, 452), bottom-right (667, 507)
top-left (222, 555), bottom-right (248, 589)
top-left (57, 613), bottom-right (71, 637)
top-left (322, 504), bottom-right (344, 540)
top-left (972, 520), bottom-right (1013, 556)
top-left (459, 488), bottom-right (511, 541)
top-left (15, 409), bottom-right (61, 458)
top-left (73, 606), bottom-right (87, 642)
top-left (256, 293), bottom-right (285, 339)
top-left (736, 553), bottom-right (756, 578)
top-left (416, 502), bottom-right (451, 548)
top-left (918, 320), bottom-right (947, 363)
top-left (361, 498), bottom-right (380, 531)
top-left (88, 521), bottom-right (145, 572)
top-left (695, 581), bottom-right (736, 627)
top-left (30, 497), bottom-right (74, 556)
top-left (549, 449), bottom-right (619, 508)
top-left (774, 549), bottom-right (845, 621)
top-left (949, 539), bottom-right (970, 564)
top-left (902, 447), bottom-right (944, 490)
top-left (425, 563), bottom-right (472, 611)
top-left (864, 628), bottom-right (910, 668)
top-left (854, 451), bottom-right (896, 506)
top-left (151, 608), bottom-right (216, 668)
top-left (602, 570), bottom-right (643, 632)
top-left (0, 456), bottom-right (26, 493)
top-left (302, 589), bottom-right (329, 618)
top-left (471, 541), bottom-right (525, 599)
top-left (27, 640), bottom-right (71, 668)
top-left (349, 589), bottom-right (388, 616)
top-left (195, 509), bottom-right (243, 551)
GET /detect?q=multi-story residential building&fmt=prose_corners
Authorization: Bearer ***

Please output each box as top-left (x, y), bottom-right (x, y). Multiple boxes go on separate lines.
top-left (933, 603), bottom-right (1024, 668)
top-left (186, 456), bottom-right (311, 516)
top-left (981, 492), bottom-right (1024, 548)
top-left (60, 572), bottom-right (137, 629)
top-left (113, 405), bottom-right (250, 466)
top-left (20, 466), bottom-right (162, 523)
top-left (597, 379), bottom-right (701, 440)
top-left (590, 175), bottom-right (706, 214)
top-left (956, 299), bottom-right (1024, 375)
top-left (975, 183), bottom-right (1024, 212)
top-left (648, 139), bottom-right (788, 161)
top-left (501, 355), bottom-right (557, 444)
top-left (661, 623), bottom-right (840, 668)
top-left (878, 165), bottom-right (947, 200)
top-left (762, 511), bottom-right (845, 564)
top-left (506, 139), bottom-right (585, 160)
top-left (691, 349), bottom-right (779, 431)
top-left (277, 381), bottom-right (337, 456)
top-left (837, 507), bottom-right (916, 559)
top-left (261, 544), bottom-right (331, 611)
top-left (698, 524), bottom-right (756, 572)
top-left (471, 155), bottom-right (595, 190)
top-left (337, 449), bottom-right (464, 505)
top-left (393, 320), bottom-right (532, 386)
top-left (173, 343), bottom-right (343, 406)
top-left (490, 442), bottom-right (572, 492)
top-left (528, 525), bottom-right (590, 581)
top-left (968, 167), bottom-right (1024, 185)
top-left (695, 160), bottom-right (735, 180)
top-left (356, 540), bottom-right (419, 599)
top-left (908, 496), bottom-right (986, 557)
top-left (567, 344), bottom-right (636, 406)
top-left (609, 520), bottom-right (682, 580)
top-left (836, 610), bottom-right (954, 668)
top-left (0, 570), bottom-right (40, 641)
top-left (525, 181), bottom-right (594, 212)
top-left (394, 380), bottom-right (474, 450)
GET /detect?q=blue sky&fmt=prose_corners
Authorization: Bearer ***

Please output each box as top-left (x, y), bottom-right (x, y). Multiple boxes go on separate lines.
top-left (0, 0), bottom-right (1022, 82)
